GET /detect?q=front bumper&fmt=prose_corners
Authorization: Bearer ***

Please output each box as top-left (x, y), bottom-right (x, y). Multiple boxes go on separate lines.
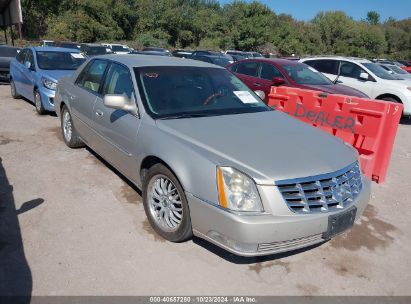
top-left (188, 177), bottom-right (371, 257)
top-left (38, 87), bottom-right (56, 112)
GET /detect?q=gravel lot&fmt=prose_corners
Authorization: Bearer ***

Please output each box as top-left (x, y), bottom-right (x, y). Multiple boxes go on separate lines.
top-left (0, 83), bottom-right (410, 296)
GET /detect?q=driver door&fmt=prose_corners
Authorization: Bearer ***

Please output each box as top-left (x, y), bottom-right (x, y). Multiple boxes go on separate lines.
top-left (92, 62), bottom-right (141, 181)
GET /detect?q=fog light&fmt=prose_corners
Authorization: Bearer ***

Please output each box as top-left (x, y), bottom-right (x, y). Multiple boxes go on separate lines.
top-left (207, 230), bottom-right (258, 253)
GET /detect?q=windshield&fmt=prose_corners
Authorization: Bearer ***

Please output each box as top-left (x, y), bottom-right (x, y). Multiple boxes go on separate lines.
top-left (134, 66), bottom-right (270, 119)
top-left (112, 45), bottom-right (129, 52)
top-left (282, 64), bottom-right (333, 85)
top-left (363, 63), bottom-right (397, 80)
top-left (36, 51), bottom-right (86, 70)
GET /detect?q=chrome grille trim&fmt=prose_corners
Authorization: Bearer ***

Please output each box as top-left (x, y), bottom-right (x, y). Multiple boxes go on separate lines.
top-left (276, 162), bottom-right (362, 214)
top-left (258, 234), bottom-right (324, 252)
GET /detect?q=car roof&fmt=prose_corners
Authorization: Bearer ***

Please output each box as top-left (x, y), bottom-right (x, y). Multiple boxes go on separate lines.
top-left (235, 58), bottom-right (303, 66)
top-left (301, 56), bottom-right (372, 64)
top-left (32, 46), bottom-right (80, 53)
top-left (92, 54), bottom-right (224, 69)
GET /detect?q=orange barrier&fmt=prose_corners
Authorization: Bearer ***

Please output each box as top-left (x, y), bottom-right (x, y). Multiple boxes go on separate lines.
top-left (268, 86), bottom-right (403, 184)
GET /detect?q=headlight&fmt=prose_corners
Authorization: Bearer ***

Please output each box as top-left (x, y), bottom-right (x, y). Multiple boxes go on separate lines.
top-left (41, 77), bottom-right (57, 90)
top-left (217, 167), bottom-right (263, 212)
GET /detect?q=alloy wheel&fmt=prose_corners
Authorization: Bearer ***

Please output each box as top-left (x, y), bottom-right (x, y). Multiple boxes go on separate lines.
top-left (147, 175), bottom-right (183, 232)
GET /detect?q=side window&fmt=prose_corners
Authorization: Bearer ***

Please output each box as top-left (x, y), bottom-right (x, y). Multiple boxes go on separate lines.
top-left (314, 60), bottom-right (339, 75)
top-left (102, 63), bottom-right (134, 100)
top-left (227, 63), bottom-right (238, 72)
top-left (16, 49), bottom-right (27, 63)
top-left (76, 60), bottom-right (108, 93)
top-left (260, 63), bottom-right (284, 80)
top-left (340, 61), bottom-right (366, 79)
top-left (236, 62), bottom-right (259, 77)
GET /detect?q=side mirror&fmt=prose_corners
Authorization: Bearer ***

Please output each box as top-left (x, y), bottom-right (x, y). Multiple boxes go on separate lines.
top-left (359, 72), bottom-right (369, 81)
top-left (103, 94), bottom-right (139, 117)
top-left (24, 61), bottom-right (32, 70)
top-left (254, 90), bottom-right (266, 100)
top-left (272, 77), bottom-right (286, 86)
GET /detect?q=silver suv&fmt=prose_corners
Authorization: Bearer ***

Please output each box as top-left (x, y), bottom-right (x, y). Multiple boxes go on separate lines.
top-left (54, 55), bottom-right (370, 256)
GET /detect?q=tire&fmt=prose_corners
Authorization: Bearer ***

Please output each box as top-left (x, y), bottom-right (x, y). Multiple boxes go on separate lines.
top-left (143, 164), bottom-right (192, 242)
top-left (60, 105), bottom-right (85, 148)
top-left (34, 89), bottom-right (47, 115)
top-left (10, 79), bottom-right (21, 99)
top-left (380, 97), bottom-right (398, 102)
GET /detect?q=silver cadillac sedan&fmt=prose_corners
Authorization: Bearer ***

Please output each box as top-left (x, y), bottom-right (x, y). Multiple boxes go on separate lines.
top-left (54, 55), bottom-right (370, 256)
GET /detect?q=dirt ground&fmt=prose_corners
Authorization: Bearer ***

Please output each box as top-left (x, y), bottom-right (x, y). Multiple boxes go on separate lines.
top-left (0, 83), bottom-right (410, 296)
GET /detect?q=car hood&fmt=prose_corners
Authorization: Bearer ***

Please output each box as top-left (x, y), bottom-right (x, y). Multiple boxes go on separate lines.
top-left (301, 84), bottom-right (368, 98)
top-left (156, 111), bottom-right (357, 185)
top-left (39, 69), bottom-right (77, 82)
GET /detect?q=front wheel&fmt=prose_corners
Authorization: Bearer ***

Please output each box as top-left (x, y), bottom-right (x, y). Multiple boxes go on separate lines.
top-left (143, 164), bottom-right (192, 242)
top-left (10, 80), bottom-right (21, 99)
top-left (61, 105), bottom-right (84, 148)
top-left (34, 90), bottom-right (47, 115)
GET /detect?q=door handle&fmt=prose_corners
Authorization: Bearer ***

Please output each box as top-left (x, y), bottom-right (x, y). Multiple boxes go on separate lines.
top-left (254, 82), bottom-right (262, 87)
top-left (70, 94), bottom-right (76, 100)
top-left (95, 110), bottom-right (104, 117)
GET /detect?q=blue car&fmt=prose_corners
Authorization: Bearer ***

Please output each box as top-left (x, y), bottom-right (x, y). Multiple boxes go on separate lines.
top-left (9, 46), bottom-right (86, 114)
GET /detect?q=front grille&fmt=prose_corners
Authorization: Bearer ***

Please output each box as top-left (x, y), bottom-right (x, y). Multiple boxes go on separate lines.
top-left (277, 162), bottom-right (362, 214)
top-left (258, 234), bottom-right (324, 252)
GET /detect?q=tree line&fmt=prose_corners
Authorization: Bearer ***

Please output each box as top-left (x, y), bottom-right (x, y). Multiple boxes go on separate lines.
top-left (20, 0), bottom-right (411, 59)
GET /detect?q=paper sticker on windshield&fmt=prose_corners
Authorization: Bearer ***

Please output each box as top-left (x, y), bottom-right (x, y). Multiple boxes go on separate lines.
top-left (308, 66), bottom-right (319, 73)
top-left (71, 53), bottom-right (85, 59)
top-left (145, 73), bottom-right (159, 78)
top-left (233, 91), bottom-right (259, 104)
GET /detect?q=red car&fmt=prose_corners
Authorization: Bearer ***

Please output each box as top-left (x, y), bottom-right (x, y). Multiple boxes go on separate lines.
top-left (226, 59), bottom-right (368, 102)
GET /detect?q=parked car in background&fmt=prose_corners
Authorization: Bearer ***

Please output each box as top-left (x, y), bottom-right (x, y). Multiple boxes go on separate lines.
top-left (378, 63), bottom-right (411, 80)
top-left (225, 50), bottom-right (249, 61)
top-left (80, 44), bottom-right (110, 57)
top-left (130, 50), bottom-right (172, 56)
top-left (191, 54), bottom-right (233, 67)
top-left (102, 43), bottom-right (130, 54)
top-left (227, 59), bottom-right (368, 102)
top-left (9, 47), bottom-right (86, 114)
top-left (301, 57), bottom-right (411, 116)
top-left (0, 45), bottom-right (20, 82)
top-left (41, 40), bottom-right (54, 47)
top-left (397, 60), bottom-right (411, 67)
top-left (142, 47), bottom-right (171, 56)
top-left (54, 54), bottom-right (370, 257)
top-left (191, 51), bottom-right (234, 65)
top-left (54, 41), bottom-right (81, 50)
top-left (172, 49), bottom-right (193, 58)
top-left (374, 59), bottom-right (411, 74)
top-left (245, 51), bottom-right (263, 58)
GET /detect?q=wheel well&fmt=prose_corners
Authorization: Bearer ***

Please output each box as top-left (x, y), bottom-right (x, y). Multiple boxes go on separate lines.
top-left (140, 156), bottom-right (173, 183)
top-left (376, 94), bottom-right (402, 103)
top-left (60, 101), bottom-right (66, 114)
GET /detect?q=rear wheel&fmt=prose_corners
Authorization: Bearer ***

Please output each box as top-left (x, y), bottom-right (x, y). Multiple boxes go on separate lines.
top-left (143, 164), bottom-right (192, 242)
top-left (34, 90), bottom-right (47, 115)
top-left (10, 80), bottom-right (20, 99)
top-left (61, 105), bottom-right (84, 148)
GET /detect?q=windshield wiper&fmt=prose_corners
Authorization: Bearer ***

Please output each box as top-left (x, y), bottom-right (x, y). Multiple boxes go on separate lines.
top-left (157, 113), bottom-right (214, 120)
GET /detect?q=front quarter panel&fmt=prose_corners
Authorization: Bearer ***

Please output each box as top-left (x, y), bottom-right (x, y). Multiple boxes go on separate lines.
top-left (135, 117), bottom-right (220, 204)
